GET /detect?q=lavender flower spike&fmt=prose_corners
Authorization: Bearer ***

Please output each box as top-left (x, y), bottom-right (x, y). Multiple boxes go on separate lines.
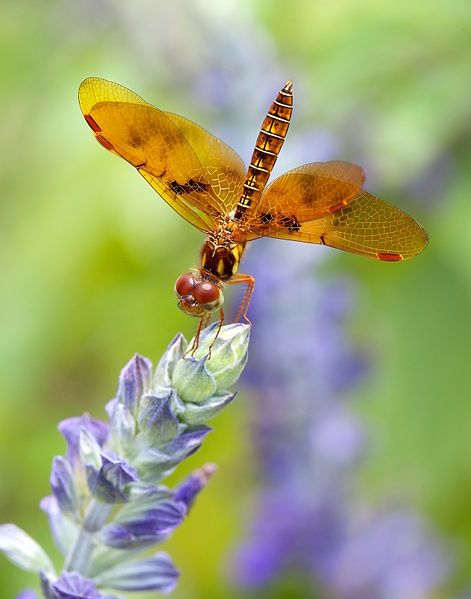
top-left (1, 323), bottom-right (249, 597)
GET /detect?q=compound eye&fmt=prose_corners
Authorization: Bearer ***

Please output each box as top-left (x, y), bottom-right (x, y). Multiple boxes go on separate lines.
top-left (174, 273), bottom-right (195, 297)
top-left (193, 282), bottom-right (220, 304)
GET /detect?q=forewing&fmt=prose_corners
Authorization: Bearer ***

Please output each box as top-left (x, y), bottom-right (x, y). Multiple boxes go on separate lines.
top-left (164, 112), bottom-right (246, 210)
top-left (78, 77), bottom-right (246, 231)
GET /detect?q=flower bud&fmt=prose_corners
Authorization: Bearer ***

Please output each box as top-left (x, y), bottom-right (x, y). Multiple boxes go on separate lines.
top-left (79, 427), bottom-right (103, 472)
top-left (180, 391), bottom-right (236, 425)
top-left (40, 571), bottom-right (105, 599)
top-left (100, 500), bottom-right (185, 549)
top-left (174, 463), bottom-right (216, 510)
top-left (94, 551), bottom-right (178, 593)
top-left (192, 323), bottom-right (250, 388)
top-left (137, 391), bottom-right (181, 445)
top-left (172, 356), bottom-right (217, 404)
top-left (135, 426), bottom-right (211, 483)
top-left (0, 524), bottom-right (54, 575)
top-left (109, 403), bottom-right (136, 454)
top-left (50, 457), bottom-right (78, 515)
top-left (87, 454), bottom-right (138, 504)
top-left (154, 333), bottom-right (186, 388)
top-left (59, 416), bottom-right (108, 470)
top-left (117, 354), bottom-right (153, 413)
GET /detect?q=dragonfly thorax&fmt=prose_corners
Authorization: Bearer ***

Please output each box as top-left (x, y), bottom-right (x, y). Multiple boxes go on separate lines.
top-left (200, 238), bottom-right (246, 281)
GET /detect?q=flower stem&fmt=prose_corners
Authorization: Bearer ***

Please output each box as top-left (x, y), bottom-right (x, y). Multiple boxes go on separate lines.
top-left (64, 500), bottom-right (112, 574)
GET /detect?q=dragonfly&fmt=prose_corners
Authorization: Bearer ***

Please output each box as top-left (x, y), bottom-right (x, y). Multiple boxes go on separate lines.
top-left (79, 77), bottom-right (428, 340)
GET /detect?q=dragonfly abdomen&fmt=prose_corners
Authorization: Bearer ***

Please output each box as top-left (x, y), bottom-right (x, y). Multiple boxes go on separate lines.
top-left (234, 81), bottom-right (293, 220)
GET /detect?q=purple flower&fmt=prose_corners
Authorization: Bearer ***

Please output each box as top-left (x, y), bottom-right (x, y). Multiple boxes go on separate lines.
top-left (100, 500), bottom-right (185, 549)
top-left (1, 325), bottom-right (249, 597)
top-left (117, 353), bottom-right (152, 413)
top-left (50, 457), bottom-right (78, 514)
top-left (174, 463), bottom-right (217, 510)
top-left (94, 552), bottom-right (178, 593)
top-left (16, 591), bottom-right (38, 599)
top-left (329, 511), bottom-right (450, 599)
top-left (137, 391), bottom-right (180, 443)
top-left (160, 425), bottom-right (211, 459)
top-left (41, 571), bottom-right (104, 599)
top-left (86, 453), bottom-right (138, 503)
top-left (235, 488), bottom-right (346, 589)
top-left (58, 416), bottom-right (109, 469)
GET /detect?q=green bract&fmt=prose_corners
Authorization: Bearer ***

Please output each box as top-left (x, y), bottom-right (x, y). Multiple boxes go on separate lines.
top-left (173, 323), bottom-right (250, 404)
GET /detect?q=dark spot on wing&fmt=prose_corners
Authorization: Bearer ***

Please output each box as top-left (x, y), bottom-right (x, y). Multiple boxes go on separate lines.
top-left (127, 126), bottom-right (152, 148)
top-left (280, 215), bottom-right (301, 232)
top-left (187, 179), bottom-right (210, 193)
top-left (170, 181), bottom-right (186, 194)
top-left (332, 212), bottom-right (349, 226)
top-left (170, 179), bottom-right (210, 195)
top-left (260, 212), bottom-right (274, 224)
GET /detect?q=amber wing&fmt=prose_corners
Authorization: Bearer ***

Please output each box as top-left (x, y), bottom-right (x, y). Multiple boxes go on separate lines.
top-left (78, 77), bottom-right (246, 232)
top-left (240, 161), bottom-right (428, 260)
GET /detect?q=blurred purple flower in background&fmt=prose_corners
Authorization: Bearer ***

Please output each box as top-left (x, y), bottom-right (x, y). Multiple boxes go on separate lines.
top-left (233, 240), bottom-right (450, 598)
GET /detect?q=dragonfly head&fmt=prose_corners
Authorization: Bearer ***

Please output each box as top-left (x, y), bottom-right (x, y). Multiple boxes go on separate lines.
top-left (174, 272), bottom-right (224, 317)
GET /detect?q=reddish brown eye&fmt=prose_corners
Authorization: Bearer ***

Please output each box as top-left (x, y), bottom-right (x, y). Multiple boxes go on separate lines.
top-left (174, 273), bottom-right (195, 297)
top-left (193, 282), bottom-right (220, 305)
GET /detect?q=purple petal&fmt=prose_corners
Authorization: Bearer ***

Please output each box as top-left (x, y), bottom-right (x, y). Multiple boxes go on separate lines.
top-left (41, 571), bottom-right (103, 599)
top-left (50, 457), bottom-right (77, 514)
top-left (87, 454), bottom-right (138, 503)
top-left (135, 427), bottom-right (211, 482)
top-left (161, 426), bottom-right (211, 459)
top-left (117, 353), bottom-right (152, 412)
top-left (181, 391), bottom-right (236, 425)
top-left (174, 463), bottom-right (216, 510)
top-left (58, 416), bottom-right (109, 468)
top-left (16, 591), bottom-right (38, 599)
top-left (105, 398), bottom-right (117, 421)
top-left (100, 500), bottom-right (185, 549)
top-left (95, 551), bottom-right (179, 593)
top-left (137, 391), bottom-right (180, 442)
top-left (40, 495), bottom-right (77, 556)
top-left (154, 333), bottom-right (186, 388)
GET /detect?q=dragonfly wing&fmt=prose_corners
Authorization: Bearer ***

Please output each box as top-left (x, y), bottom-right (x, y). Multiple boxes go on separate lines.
top-left (241, 161), bottom-right (427, 260)
top-left (79, 77), bottom-right (246, 232)
top-left (241, 160), bottom-right (365, 231)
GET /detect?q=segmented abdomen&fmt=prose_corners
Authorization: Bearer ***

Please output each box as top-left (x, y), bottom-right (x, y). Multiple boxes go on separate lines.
top-left (234, 81), bottom-right (293, 220)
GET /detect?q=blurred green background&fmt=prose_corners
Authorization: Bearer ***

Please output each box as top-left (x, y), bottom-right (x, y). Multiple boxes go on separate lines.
top-left (1, 0), bottom-right (470, 597)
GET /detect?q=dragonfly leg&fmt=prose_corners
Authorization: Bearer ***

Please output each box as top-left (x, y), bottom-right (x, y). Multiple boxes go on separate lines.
top-left (207, 308), bottom-right (225, 359)
top-left (227, 273), bottom-right (255, 325)
top-left (189, 313), bottom-right (211, 355)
